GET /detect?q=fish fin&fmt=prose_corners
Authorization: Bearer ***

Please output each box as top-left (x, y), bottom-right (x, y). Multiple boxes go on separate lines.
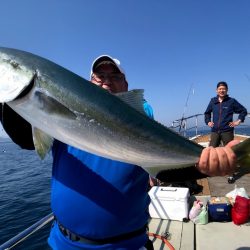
top-left (233, 138), bottom-right (250, 159)
top-left (115, 89), bottom-right (146, 115)
top-left (232, 138), bottom-right (250, 175)
top-left (32, 127), bottom-right (53, 159)
top-left (34, 91), bottom-right (77, 119)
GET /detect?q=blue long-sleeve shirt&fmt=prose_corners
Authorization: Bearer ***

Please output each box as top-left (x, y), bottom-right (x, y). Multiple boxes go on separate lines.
top-left (49, 101), bottom-right (154, 249)
top-left (204, 95), bottom-right (247, 133)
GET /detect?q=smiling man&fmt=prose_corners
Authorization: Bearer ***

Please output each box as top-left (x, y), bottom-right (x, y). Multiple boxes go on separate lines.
top-left (90, 56), bottom-right (128, 93)
top-left (204, 81), bottom-right (247, 147)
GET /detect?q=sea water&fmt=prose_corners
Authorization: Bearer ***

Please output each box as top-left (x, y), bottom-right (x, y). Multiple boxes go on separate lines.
top-left (0, 139), bottom-right (52, 249)
top-left (0, 126), bottom-right (250, 249)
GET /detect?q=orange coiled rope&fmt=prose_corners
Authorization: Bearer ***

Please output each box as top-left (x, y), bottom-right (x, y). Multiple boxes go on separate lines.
top-left (148, 232), bottom-right (175, 250)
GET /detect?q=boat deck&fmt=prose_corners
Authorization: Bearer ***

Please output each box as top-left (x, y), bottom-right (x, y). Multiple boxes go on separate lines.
top-left (196, 174), bottom-right (250, 197)
top-left (148, 174), bottom-right (250, 249)
top-left (190, 133), bottom-right (250, 145)
top-left (149, 217), bottom-right (250, 250)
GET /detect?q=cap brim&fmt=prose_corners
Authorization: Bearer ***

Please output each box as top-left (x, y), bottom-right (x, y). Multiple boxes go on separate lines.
top-left (92, 56), bottom-right (121, 73)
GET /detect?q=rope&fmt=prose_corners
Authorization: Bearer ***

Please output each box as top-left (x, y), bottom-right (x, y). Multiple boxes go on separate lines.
top-left (148, 232), bottom-right (175, 250)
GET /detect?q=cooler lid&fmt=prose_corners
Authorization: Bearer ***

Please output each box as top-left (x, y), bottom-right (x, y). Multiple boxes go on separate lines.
top-left (149, 186), bottom-right (190, 200)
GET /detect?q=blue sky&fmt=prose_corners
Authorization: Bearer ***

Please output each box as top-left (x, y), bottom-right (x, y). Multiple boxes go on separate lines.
top-left (1, 0), bottom-right (250, 136)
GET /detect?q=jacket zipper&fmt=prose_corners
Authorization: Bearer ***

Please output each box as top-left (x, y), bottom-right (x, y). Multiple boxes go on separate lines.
top-left (218, 101), bottom-right (222, 133)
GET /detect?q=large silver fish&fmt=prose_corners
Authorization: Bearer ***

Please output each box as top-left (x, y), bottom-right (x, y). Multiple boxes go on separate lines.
top-left (0, 47), bottom-right (249, 177)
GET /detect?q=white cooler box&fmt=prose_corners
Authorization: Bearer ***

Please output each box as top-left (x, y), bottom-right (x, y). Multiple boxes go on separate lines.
top-left (149, 186), bottom-right (190, 221)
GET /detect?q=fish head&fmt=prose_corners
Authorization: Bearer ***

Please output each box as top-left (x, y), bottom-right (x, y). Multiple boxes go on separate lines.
top-left (0, 48), bottom-right (35, 102)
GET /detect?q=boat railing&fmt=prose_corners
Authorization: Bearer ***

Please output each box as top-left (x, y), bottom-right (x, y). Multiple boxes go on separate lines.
top-left (0, 213), bottom-right (54, 250)
top-left (169, 113), bottom-right (250, 138)
top-left (169, 113), bottom-right (206, 138)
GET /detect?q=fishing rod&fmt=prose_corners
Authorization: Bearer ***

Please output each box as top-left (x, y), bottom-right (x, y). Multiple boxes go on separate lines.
top-left (178, 83), bottom-right (195, 134)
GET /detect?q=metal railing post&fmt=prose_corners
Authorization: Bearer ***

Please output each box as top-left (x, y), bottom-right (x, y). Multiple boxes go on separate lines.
top-left (0, 213), bottom-right (54, 250)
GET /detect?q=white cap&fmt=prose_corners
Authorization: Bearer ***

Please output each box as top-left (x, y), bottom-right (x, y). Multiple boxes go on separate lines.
top-left (90, 55), bottom-right (127, 84)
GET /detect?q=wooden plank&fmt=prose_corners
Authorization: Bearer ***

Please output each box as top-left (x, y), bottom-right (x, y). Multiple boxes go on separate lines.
top-left (148, 218), bottom-right (174, 250)
top-left (196, 221), bottom-right (250, 250)
top-left (148, 218), bottom-right (194, 250)
top-left (180, 221), bottom-right (194, 250)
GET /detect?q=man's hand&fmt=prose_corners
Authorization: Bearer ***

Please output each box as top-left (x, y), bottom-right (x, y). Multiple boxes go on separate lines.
top-left (197, 140), bottom-right (240, 176)
top-left (229, 120), bottom-right (241, 127)
top-left (208, 121), bottom-right (214, 128)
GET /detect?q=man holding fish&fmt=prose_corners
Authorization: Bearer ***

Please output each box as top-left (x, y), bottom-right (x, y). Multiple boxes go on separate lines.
top-left (0, 50), bottom-right (239, 249)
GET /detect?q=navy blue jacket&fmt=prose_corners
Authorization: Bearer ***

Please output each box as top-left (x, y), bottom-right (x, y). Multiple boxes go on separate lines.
top-left (204, 95), bottom-right (247, 133)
